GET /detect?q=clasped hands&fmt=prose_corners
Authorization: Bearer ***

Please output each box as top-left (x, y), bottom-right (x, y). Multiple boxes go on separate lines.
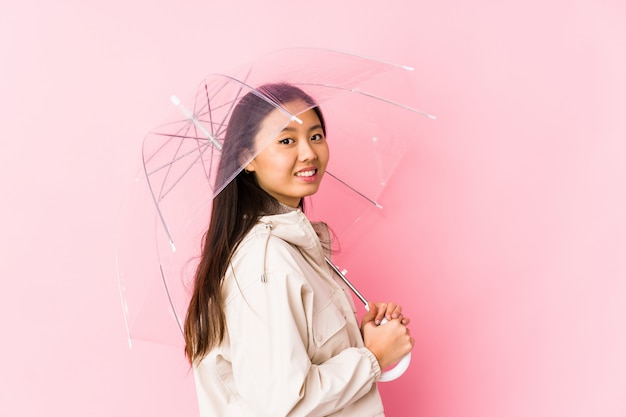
top-left (361, 302), bottom-right (414, 371)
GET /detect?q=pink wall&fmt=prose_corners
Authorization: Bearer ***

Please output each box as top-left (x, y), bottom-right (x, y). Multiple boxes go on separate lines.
top-left (2, 1), bottom-right (625, 416)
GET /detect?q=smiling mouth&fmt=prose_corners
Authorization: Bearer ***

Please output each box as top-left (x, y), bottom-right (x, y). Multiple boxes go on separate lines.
top-left (295, 169), bottom-right (317, 177)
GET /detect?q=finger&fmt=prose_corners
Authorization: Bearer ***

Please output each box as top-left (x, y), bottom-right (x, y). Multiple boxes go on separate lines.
top-left (373, 303), bottom-right (385, 324)
top-left (383, 302), bottom-right (400, 321)
top-left (389, 304), bottom-right (403, 320)
top-left (377, 302), bottom-right (392, 321)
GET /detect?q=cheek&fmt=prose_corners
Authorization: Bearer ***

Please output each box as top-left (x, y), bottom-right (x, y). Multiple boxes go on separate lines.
top-left (320, 146), bottom-right (330, 168)
top-left (257, 154), bottom-right (292, 179)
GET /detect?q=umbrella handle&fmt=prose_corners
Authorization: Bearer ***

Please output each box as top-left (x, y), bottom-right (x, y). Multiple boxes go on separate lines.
top-left (325, 257), bottom-right (412, 382)
top-left (366, 310), bottom-right (412, 382)
top-left (379, 351), bottom-right (412, 382)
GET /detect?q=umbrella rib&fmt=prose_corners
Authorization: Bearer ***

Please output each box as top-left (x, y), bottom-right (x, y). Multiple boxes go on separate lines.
top-left (193, 116), bottom-right (215, 185)
top-left (213, 82), bottom-right (246, 145)
top-left (150, 132), bottom-right (213, 141)
top-left (154, 118), bottom-right (199, 201)
top-left (191, 82), bottom-right (250, 186)
top-left (148, 122), bottom-right (208, 203)
top-left (187, 76), bottom-right (231, 124)
top-left (157, 143), bottom-right (214, 201)
top-left (204, 81), bottom-right (215, 146)
top-left (141, 154), bottom-right (176, 250)
top-left (115, 257), bottom-right (134, 349)
top-left (143, 124), bottom-right (194, 204)
top-left (219, 74), bottom-right (302, 122)
top-left (191, 98), bottom-right (236, 141)
top-left (144, 120), bottom-right (201, 167)
top-left (325, 170), bottom-right (383, 209)
top-left (172, 96), bottom-right (222, 150)
top-left (200, 80), bottom-right (229, 181)
top-left (182, 77), bottom-right (244, 144)
top-left (145, 137), bottom-right (213, 176)
top-left (351, 89), bottom-right (436, 119)
top-left (296, 82), bottom-right (436, 119)
top-left (158, 264), bottom-right (185, 336)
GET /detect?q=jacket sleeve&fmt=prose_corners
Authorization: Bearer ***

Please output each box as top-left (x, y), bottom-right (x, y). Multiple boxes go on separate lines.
top-left (225, 243), bottom-right (381, 417)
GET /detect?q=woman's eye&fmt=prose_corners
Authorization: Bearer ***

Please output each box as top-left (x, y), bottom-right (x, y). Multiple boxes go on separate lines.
top-left (311, 133), bottom-right (324, 142)
top-left (278, 138), bottom-right (294, 145)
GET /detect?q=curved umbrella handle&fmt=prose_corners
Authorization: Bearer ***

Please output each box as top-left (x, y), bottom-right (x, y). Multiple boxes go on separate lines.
top-left (374, 317), bottom-right (412, 382)
top-left (379, 352), bottom-right (412, 382)
top-left (377, 317), bottom-right (412, 382)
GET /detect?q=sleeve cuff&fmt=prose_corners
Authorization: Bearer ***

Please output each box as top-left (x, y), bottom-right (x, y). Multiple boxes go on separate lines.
top-left (360, 347), bottom-right (382, 380)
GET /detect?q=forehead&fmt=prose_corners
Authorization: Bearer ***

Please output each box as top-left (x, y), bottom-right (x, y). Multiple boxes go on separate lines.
top-left (257, 100), bottom-right (319, 137)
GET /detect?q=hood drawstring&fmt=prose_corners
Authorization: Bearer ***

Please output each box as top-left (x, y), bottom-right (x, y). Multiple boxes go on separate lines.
top-left (260, 221), bottom-right (273, 283)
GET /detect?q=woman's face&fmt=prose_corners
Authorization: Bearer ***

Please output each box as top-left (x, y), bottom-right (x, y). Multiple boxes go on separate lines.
top-left (245, 100), bottom-right (329, 208)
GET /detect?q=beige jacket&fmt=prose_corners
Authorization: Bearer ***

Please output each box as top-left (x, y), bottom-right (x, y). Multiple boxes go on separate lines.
top-left (194, 209), bottom-right (384, 416)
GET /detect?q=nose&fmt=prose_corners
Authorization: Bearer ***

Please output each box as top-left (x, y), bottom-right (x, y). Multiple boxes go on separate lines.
top-left (298, 139), bottom-right (317, 162)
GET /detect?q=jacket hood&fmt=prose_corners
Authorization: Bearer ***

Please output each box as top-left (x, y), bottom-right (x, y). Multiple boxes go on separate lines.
top-left (247, 209), bottom-right (333, 283)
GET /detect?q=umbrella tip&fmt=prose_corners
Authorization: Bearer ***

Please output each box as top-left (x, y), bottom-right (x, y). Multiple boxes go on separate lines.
top-left (170, 95), bottom-right (181, 106)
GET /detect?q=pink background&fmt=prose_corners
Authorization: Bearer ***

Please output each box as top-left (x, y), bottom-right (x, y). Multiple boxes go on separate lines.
top-left (2, 1), bottom-right (625, 416)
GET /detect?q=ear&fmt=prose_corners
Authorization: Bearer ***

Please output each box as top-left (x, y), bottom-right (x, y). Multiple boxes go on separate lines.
top-left (244, 161), bottom-right (255, 173)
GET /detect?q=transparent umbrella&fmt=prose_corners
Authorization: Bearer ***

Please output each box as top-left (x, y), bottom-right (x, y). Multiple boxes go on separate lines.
top-left (115, 47), bottom-right (434, 381)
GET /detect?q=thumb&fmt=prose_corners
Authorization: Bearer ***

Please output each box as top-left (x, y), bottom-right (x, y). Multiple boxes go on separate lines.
top-left (361, 302), bottom-right (378, 327)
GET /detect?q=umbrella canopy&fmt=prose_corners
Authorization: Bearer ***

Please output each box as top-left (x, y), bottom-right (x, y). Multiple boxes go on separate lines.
top-left (115, 48), bottom-right (433, 361)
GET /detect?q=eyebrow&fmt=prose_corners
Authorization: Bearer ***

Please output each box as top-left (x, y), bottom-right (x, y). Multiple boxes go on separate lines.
top-left (281, 124), bottom-right (323, 133)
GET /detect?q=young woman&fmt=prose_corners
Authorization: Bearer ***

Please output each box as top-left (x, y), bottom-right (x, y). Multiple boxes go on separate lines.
top-left (184, 83), bottom-right (414, 416)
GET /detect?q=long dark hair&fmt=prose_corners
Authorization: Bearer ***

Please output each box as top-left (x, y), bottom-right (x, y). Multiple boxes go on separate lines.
top-left (184, 83), bottom-right (326, 363)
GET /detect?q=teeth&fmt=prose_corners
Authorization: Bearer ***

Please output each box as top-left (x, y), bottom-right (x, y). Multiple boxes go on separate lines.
top-left (295, 170), bottom-right (316, 177)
